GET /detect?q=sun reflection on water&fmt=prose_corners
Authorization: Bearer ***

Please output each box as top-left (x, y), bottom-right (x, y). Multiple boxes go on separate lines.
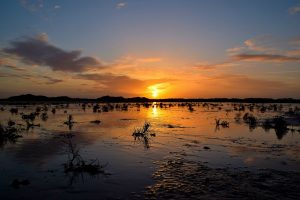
top-left (148, 102), bottom-right (159, 118)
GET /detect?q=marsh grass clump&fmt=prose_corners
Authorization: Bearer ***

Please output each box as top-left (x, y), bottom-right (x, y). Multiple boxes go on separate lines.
top-left (215, 119), bottom-right (229, 128)
top-left (22, 113), bottom-right (36, 122)
top-left (0, 121), bottom-right (23, 145)
top-left (41, 112), bottom-right (48, 121)
top-left (22, 113), bottom-right (40, 130)
top-left (132, 122), bottom-right (155, 149)
top-left (93, 104), bottom-right (100, 113)
top-left (261, 116), bottom-right (289, 139)
top-left (187, 104), bottom-right (194, 112)
top-left (90, 120), bottom-right (101, 124)
top-left (243, 113), bottom-right (257, 130)
top-left (10, 108), bottom-right (18, 115)
top-left (273, 116), bottom-right (289, 140)
top-left (64, 115), bottom-right (75, 130)
top-left (132, 122), bottom-right (151, 137)
top-left (262, 119), bottom-right (273, 132)
top-left (63, 137), bottom-right (105, 175)
top-left (234, 113), bottom-right (242, 123)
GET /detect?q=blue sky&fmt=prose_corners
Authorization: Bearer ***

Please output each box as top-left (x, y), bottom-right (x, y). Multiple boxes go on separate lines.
top-left (0, 0), bottom-right (300, 98)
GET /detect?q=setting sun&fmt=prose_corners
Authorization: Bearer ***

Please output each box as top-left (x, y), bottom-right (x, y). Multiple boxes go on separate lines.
top-left (148, 85), bottom-right (160, 98)
top-left (152, 88), bottom-right (158, 98)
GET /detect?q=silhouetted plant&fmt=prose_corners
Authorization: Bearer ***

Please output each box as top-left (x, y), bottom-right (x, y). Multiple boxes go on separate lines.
top-left (90, 120), bottom-right (101, 124)
top-left (132, 122), bottom-right (154, 149)
top-left (22, 113), bottom-right (36, 122)
top-left (10, 108), bottom-right (18, 115)
top-left (64, 115), bottom-right (75, 130)
top-left (188, 104), bottom-right (195, 112)
top-left (262, 119), bottom-right (272, 132)
top-left (41, 112), bottom-right (48, 121)
top-left (0, 121), bottom-right (22, 147)
top-left (215, 119), bottom-right (229, 129)
top-left (273, 116), bottom-right (288, 140)
top-left (243, 113), bottom-right (257, 130)
top-left (93, 104), bottom-right (100, 112)
top-left (63, 136), bottom-right (104, 175)
top-left (234, 113), bottom-right (242, 123)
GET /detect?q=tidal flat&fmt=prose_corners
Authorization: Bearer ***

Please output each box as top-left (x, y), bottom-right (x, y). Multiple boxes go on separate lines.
top-left (0, 102), bottom-right (300, 199)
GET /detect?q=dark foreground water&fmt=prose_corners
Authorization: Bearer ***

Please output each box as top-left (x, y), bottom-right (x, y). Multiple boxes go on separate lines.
top-left (0, 102), bottom-right (300, 199)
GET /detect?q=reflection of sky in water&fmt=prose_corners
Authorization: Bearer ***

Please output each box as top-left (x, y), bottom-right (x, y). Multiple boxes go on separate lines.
top-left (0, 103), bottom-right (300, 199)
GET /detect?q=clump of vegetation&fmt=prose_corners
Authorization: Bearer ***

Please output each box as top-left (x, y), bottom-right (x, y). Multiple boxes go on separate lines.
top-left (10, 108), bottom-right (18, 115)
top-left (22, 113), bottom-right (36, 121)
top-left (132, 122), bottom-right (151, 137)
top-left (0, 121), bottom-right (22, 145)
top-left (262, 119), bottom-right (273, 132)
top-left (188, 104), bottom-right (194, 112)
top-left (21, 112), bottom-right (40, 130)
top-left (234, 113), bottom-right (242, 123)
top-left (215, 119), bottom-right (229, 128)
top-left (261, 116), bottom-right (289, 140)
top-left (132, 122), bottom-right (155, 149)
top-left (90, 120), bottom-right (101, 124)
top-left (63, 136), bottom-right (105, 175)
top-left (64, 115), bottom-right (75, 130)
top-left (243, 113), bottom-right (257, 130)
top-left (93, 104), bottom-right (100, 113)
top-left (41, 112), bottom-right (48, 121)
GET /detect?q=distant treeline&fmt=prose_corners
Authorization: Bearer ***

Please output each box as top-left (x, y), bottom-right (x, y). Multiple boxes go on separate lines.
top-left (0, 94), bottom-right (300, 103)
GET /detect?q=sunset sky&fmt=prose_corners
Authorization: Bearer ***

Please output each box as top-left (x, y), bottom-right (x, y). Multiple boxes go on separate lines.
top-left (0, 0), bottom-right (300, 98)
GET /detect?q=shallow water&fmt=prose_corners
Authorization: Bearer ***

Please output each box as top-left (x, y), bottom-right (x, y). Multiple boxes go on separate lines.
top-left (0, 102), bottom-right (300, 199)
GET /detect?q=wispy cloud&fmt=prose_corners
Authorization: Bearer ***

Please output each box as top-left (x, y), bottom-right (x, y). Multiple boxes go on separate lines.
top-left (289, 5), bottom-right (300, 14)
top-left (226, 35), bottom-right (300, 63)
top-left (40, 75), bottom-right (63, 84)
top-left (136, 57), bottom-right (162, 63)
top-left (233, 54), bottom-right (300, 62)
top-left (116, 2), bottom-right (127, 9)
top-left (19, 0), bottom-right (44, 12)
top-left (287, 49), bottom-right (300, 56)
top-left (54, 5), bottom-right (61, 9)
top-left (227, 35), bottom-right (279, 55)
top-left (3, 34), bottom-right (102, 72)
top-left (290, 37), bottom-right (300, 46)
top-left (194, 61), bottom-right (238, 70)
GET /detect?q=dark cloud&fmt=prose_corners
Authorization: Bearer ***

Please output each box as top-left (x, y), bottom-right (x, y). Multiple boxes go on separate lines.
top-left (4, 36), bottom-right (102, 72)
top-left (233, 54), bottom-right (300, 62)
top-left (0, 71), bottom-right (63, 85)
top-left (40, 75), bottom-right (64, 84)
top-left (0, 72), bottom-right (32, 79)
top-left (1, 65), bottom-right (27, 72)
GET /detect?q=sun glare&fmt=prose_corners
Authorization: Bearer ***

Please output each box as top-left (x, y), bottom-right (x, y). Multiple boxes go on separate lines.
top-left (152, 88), bottom-right (158, 98)
top-left (148, 83), bottom-right (170, 98)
